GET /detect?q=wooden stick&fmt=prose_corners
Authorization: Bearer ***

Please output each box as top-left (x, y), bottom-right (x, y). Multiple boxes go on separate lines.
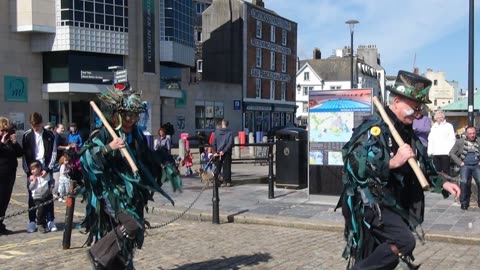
top-left (90, 101), bottom-right (138, 173)
top-left (372, 96), bottom-right (430, 190)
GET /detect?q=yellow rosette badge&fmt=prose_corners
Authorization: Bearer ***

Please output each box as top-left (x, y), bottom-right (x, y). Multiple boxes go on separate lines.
top-left (370, 126), bottom-right (381, 136)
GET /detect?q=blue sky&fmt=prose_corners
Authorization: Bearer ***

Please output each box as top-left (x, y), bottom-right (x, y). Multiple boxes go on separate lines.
top-left (267, 0), bottom-right (480, 91)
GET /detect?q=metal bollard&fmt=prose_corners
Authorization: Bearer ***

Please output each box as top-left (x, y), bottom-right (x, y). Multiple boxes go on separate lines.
top-left (62, 180), bottom-right (76, 249)
top-left (212, 157), bottom-right (220, 224)
top-left (268, 144), bottom-right (275, 199)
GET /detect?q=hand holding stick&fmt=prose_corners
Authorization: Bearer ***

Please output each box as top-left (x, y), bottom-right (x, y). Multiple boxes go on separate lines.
top-left (372, 96), bottom-right (430, 190)
top-left (90, 101), bottom-right (138, 173)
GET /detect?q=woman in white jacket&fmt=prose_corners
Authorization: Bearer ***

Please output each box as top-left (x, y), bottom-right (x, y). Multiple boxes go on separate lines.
top-left (427, 111), bottom-right (456, 173)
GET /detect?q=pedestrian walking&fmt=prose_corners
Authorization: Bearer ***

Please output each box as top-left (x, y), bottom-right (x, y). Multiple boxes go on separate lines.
top-left (449, 126), bottom-right (480, 210)
top-left (340, 70), bottom-right (460, 270)
top-left (81, 87), bottom-right (182, 269)
top-left (427, 111), bottom-right (456, 173)
top-left (0, 116), bottom-right (23, 235)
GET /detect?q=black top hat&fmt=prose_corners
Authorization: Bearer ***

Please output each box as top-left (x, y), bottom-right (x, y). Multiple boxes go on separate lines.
top-left (388, 70), bottom-right (432, 104)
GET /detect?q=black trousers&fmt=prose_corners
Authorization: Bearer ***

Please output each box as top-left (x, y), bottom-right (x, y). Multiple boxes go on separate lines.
top-left (214, 152), bottom-right (232, 183)
top-left (27, 175), bottom-right (55, 223)
top-left (352, 207), bottom-right (416, 270)
top-left (433, 155), bottom-right (450, 174)
top-left (0, 171), bottom-right (16, 230)
top-left (33, 198), bottom-right (48, 227)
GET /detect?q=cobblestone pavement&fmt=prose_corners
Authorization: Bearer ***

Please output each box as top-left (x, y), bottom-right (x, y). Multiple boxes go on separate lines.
top-left (1, 197), bottom-right (480, 270)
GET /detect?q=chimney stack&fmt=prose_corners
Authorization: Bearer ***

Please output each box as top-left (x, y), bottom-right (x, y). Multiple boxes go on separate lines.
top-left (413, 67), bottom-right (419, 75)
top-left (252, 0), bottom-right (265, 7)
top-left (313, 48), bottom-right (321, 59)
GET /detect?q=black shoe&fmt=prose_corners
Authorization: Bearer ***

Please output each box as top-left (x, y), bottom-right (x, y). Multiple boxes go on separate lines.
top-left (38, 225), bottom-right (48, 233)
top-left (461, 204), bottom-right (469, 210)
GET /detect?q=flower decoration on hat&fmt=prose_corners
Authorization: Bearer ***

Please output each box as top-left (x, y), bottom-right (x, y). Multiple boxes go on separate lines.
top-left (388, 70), bottom-right (432, 104)
top-left (98, 86), bottom-right (147, 115)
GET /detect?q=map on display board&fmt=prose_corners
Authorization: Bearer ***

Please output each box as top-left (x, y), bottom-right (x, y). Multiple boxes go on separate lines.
top-left (308, 89), bottom-right (373, 166)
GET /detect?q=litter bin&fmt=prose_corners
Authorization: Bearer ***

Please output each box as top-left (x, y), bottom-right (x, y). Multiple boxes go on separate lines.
top-left (275, 127), bottom-right (308, 189)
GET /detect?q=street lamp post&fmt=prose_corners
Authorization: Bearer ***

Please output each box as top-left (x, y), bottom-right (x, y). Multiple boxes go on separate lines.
top-left (345, 19), bottom-right (359, 89)
top-left (468, 0), bottom-right (474, 126)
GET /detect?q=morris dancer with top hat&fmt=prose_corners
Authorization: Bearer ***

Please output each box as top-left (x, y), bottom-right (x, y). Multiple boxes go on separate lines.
top-left (80, 86), bottom-right (182, 269)
top-left (339, 70), bottom-right (460, 270)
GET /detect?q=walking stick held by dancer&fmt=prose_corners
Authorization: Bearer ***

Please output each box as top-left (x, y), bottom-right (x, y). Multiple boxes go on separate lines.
top-left (90, 101), bottom-right (138, 173)
top-left (372, 96), bottom-right (430, 190)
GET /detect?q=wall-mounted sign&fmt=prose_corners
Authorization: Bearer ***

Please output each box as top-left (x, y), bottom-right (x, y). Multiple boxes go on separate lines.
top-left (4, 76), bottom-right (28, 102)
top-left (233, 99), bottom-right (241, 111)
top-left (143, 0), bottom-right (156, 73)
top-left (175, 90), bottom-right (187, 108)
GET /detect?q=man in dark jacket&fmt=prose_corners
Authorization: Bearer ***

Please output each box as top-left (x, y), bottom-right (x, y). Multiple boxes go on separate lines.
top-left (22, 112), bottom-right (57, 233)
top-left (213, 119), bottom-right (234, 187)
top-left (449, 126), bottom-right (480, 210)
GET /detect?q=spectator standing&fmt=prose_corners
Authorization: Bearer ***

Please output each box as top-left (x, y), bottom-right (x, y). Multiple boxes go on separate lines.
top-left (427, 111), bottom-right (456, 173)
top-left (28, 161), bottom-right (51, 233)
top-left (57, 154), bottom-right (71, 202)
top-left (449, 126), bottom-right (480, 210)
top-left (213, 119), bottom-right (234, 187)
top-left (412, 110), bottom-right (431, 147)
top-left (154, 127), bottom-right (171, 155)
top-left (183, 149), bottom-right (194, 176)
top-left (0, 116), bottom-right (23, 235)
top-left (22, 112), bottom-right (58, 233)
top-left (67, 123), bottom-right (83, 148)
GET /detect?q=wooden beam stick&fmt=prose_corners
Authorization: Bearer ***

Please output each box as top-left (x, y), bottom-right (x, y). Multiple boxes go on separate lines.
top-left (372, 96), bottom-right (430, 190)
top-left (90, 101), bottom-right (138, 173)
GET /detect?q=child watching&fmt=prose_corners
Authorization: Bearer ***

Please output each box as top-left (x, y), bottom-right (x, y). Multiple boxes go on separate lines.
top-left (57, 154), bottom-right (71, 202)
top-left (28, 161), bottom-right (51, 233)
top-left (183, 149), bottom-right (193, 176)
top-left (201, 147), bottom-right (214, 171)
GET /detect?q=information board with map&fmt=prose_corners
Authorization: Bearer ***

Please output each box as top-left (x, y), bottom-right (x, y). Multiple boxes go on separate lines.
top-left (308, 89), bottom-right (373, 166)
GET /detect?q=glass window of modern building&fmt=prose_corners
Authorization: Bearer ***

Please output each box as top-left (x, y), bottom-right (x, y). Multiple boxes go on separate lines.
top-left (160, 0), bottom-right (194, 47)
top-left (60, 0), bottom-right (129, 32)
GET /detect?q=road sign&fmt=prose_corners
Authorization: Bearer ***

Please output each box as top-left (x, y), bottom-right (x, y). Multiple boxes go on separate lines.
top-left (114, 70), bottom-right (128, 83)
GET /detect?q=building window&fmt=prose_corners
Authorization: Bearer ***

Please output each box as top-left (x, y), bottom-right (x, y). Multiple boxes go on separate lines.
top-left (256, 20), bottom-right (262, 38)
top-left (303, 86), bottom-right (308, 96)
top-left (281, 54), bottom-right (287, 72)
top-left (281, 82), bottom-right (286, 100)
top-left (304, 72), bottom-right (309, 81)
top-left (197, 60), bottom-right (203, 72)
top-left (270, 25), bottom-right (276, 42)
top-left (303, 102), bottom-right (308, 113)
top-left (256, 78), bottom-right (262, 98)
top-left (270, 80), bottom-right (276, 100)
top-left (195, 101), bottom-right (224, 130)
top-left (256, 48), bottom-right (262, 68)
top-left (196, 31), bottom-right (202, 42)
top-left (270, 51), bottom-right (275, 71)
top-left (282, 29), bottom-right (287, 46)
top-left (434, 79), bottom-right (438, 85)
top-left (196, 2), bottom-right (206, 14)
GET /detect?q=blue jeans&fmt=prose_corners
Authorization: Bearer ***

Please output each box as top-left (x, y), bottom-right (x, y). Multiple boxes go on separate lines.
top-left (459, 164), bottom-right (480, 205)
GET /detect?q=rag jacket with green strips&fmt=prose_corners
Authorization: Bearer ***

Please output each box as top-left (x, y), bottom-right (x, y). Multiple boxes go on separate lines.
top-left (340, 107), bottom-right (448, 263)
top-left (79, 126), bottom-right (182, 258)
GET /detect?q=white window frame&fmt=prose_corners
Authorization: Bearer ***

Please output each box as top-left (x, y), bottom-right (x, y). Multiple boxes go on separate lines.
top-left (256, 48), bottom-right (262, 68)
top-left (270, 80), bottom-right (276, 100)
top-left (304, 72), bottom-right (309, 81)
top-left (256, 20), bottom-right (262, 38)
top-left (255, 78), bottom-right (261, 98)
top-left (197, 60), bottom-right (203, 72)
top-left (270, 25), bottom-right (276, 42)
top-left (303, 86), bottom-right (308, 96)
top-left (270, 51), bottom-right (275, 71)
top-left (281, 82), bottom-right (286, 100)
top-left (303, 102), bottom-right (308, 112)
top-left (281, 29), bottom-right (287, 46)
top-left (281, 54), bottom-right (287, 72)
